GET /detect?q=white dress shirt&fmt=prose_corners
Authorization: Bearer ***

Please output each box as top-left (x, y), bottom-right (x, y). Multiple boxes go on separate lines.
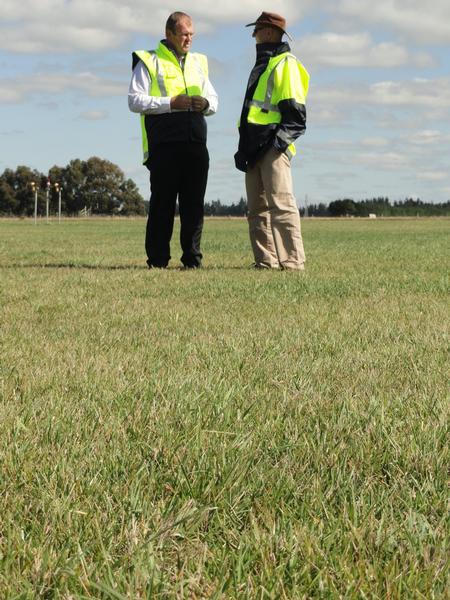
top-left (128, 59), bottom-right (218, 116)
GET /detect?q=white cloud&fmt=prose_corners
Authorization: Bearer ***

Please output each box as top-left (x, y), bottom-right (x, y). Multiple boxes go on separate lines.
top-left (37, 101), bottom-right (59, 111)
top-left (78, 110), bottom-right (109, 120)
top-left (353, 151), bottom-right (410, 169)
top-left (410, 130), bottom-right (450, 145)
top-left (312, 77), bottom-right (450, 111)
top-left (0, 129), bottom-right (24, 135)
top-left (370, 78), bottom-right (450, 108)
top-left (0, 21), bottom-right (126, 53)
top-left (0, 88), bottom-right (22, 103)
top-left (0, 72), bottom-right (123, 104)
top-left (294, 32), bottom-right (434, 69)
top-left (0, 0), bottom-right (308, 53)
top-left (418, 171), bottom-right (448, 181)
top-left (335, 0), bottom-right (450, 44)
top-left (304, 125), bottom-right (450, 198)
top-left (360, 137), bottom-right (389, 148)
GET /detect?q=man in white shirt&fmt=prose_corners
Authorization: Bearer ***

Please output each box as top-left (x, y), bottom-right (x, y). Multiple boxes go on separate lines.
top-left (129, 12), bottom-right (218, 269)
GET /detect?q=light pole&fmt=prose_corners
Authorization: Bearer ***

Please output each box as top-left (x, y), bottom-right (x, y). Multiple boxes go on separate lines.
top-left (54, 183), bottom-right (62, 223)
top-left (30, 181), bottom-right (37, 224)
top-left (46, 178), bottom-right (51, 223)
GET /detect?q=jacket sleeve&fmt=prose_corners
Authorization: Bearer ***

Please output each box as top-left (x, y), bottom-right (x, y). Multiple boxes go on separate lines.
top-left (272, 57), bottom-right (308, 153)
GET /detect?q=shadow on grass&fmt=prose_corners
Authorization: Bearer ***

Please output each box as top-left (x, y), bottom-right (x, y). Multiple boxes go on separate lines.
top-left (0, 263), bottom-right (148, 270)
top-left (0, 263), bottom-right (258, 271)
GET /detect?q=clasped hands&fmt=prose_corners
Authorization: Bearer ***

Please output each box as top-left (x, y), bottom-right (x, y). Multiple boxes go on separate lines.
top-left (170, 95), bottom-right (209, 112)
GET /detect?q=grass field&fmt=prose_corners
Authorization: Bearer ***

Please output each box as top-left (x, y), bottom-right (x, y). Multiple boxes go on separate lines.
top-left (0, 217), bottom-right (449, 599)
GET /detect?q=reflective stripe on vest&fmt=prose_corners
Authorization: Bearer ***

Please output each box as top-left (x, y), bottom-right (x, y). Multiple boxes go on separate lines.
top-left (245, 98), bottom-right (280, 114)
top-left (146, 51), bottom-right (207, 97)
top-left (243, 59), bottom-right (294, 115)
top-left (189, 54), bottom-right (208, 95)
top-left (148, 51), bottom-right (168, 96)
top-left (245, 53), bottom-right (309, 159)
top-left (247, 53), bottom-right (308, 124)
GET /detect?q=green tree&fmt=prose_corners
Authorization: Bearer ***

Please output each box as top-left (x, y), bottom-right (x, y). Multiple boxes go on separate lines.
top-left (61, 159), bottom-right (87, 214)
top-left (48, 164), bottom-right (66, 213)
top-left (237, 196), bottom-right (247, 216)
top-left (1, 166), bottom-right (46, 216)
top-left (50, 157), bottom-right (145, 215)
top-left (0, 174), bottom-right (17, 214)
top-left (328, 199), bottom-right (357, 216)
top-left (81, 157), bottom-right (122, 214)
top-left (117, 178), bottom-right (146, 215)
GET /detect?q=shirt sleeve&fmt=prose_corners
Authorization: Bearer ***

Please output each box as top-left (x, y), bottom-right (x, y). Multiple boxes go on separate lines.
top-left (128, 61), bottom-right (172, 114)
top-left (202, 77), bottom-right (218, 117)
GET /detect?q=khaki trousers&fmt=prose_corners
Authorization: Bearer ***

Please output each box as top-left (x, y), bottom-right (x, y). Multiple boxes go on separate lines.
top-left (245, 147), bottom-right (305, 270)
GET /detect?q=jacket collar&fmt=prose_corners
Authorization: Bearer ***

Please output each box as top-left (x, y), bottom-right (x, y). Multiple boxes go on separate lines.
top-left (255, 41), bottom-right (290, 59)
top-left (159, 39), bottom-right (187, 67)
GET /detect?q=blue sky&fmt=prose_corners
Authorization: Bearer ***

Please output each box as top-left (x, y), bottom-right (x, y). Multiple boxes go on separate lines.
top-left (1, 0), bottom-right (449, 206)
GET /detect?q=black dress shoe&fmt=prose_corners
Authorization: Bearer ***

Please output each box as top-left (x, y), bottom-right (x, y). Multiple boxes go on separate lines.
top-left (147, 260), bottom-right (167, 269)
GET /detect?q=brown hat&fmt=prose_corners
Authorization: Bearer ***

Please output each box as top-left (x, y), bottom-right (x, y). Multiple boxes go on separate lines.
top-left (245, 11), bottom-right (292, 40)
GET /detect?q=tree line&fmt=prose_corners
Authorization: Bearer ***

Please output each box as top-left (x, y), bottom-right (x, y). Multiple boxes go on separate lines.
top-left (309, 197), bottom-right (450, 217)
top-left (2, 160), bottom-right (450, 217)
top-left (205, 197), bottom-right (450, 217)
top-left (150, 198), bottom-right (249, 217)
top-left (204, 198), bottom-right (247, 216)
top-left (0, 157), bottom-right (146, 216)
top-left (204, 197), bottom-right (450, 217)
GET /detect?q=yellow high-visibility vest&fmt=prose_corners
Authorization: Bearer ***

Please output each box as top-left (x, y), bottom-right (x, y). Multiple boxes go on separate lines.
top-left (243, 52), bottom-right (309, 158)
top-left (133, 42), bottom-right (209, 163)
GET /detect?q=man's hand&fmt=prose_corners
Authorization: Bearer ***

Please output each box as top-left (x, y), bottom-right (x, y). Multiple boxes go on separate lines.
top-left (191, 96), bottom-right (209, 112)
top-left (170, 95), bottom-right (192, 110)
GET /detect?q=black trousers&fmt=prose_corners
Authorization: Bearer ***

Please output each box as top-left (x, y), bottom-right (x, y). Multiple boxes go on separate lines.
top-left (145, 142), bottom-right (209, 268)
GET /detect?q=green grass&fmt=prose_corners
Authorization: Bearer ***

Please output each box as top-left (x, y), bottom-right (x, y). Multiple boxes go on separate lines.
top-left (0, 217), bottom-right (449, 598)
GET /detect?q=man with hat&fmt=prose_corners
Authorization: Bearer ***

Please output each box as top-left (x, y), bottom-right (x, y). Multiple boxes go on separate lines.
top-left (235, 12), bottom-right (310, 270)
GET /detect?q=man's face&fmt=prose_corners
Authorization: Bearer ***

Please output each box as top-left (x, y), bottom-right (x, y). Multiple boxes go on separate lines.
top-left (167, 17), bottom-right (194, 55)
top-left (252, 25), bottom-right (280, 44)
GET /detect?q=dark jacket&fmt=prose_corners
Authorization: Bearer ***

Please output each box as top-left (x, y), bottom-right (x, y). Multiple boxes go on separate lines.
top-left (235, 42), bottom-right (307, 172)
